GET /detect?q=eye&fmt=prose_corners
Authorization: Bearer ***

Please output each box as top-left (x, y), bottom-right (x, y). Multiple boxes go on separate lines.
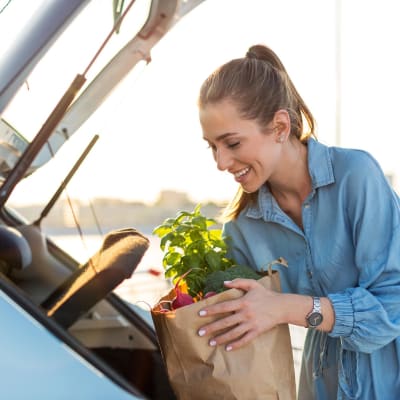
top-left (227, 141), bottom-right (240, 149)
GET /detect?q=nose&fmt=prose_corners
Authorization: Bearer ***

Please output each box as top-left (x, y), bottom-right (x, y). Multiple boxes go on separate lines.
top-left (215, 147), bottom-right (233, 171)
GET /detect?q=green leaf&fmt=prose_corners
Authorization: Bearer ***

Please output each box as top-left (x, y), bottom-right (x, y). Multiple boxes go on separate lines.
top-left (165, 251), bottom-right (181, 267)
top-left (169, 234), bottom-right (185, 247)
top-left (205, 250), bottom-right (222, 271)
top-left (189, 229), bottom-right (202, 242)
top-left (192, 216), bottom-right (207, 230)
top-left (165, 266), bottom-right (177, 279)
top-left (175, 223), bottom-right (192, 234)
top-left (160, 232), bottom-right (175, 251)
top-left (176, 211), bottom-right (192, 223)
top-left (182, 253), bottom-right (202, 269)
top-left (206, 218), bottom-right (217, 228)
top-left (209, 229), bottom-right (222, 240)
top-left (153, 225), bottom-right (170, 237)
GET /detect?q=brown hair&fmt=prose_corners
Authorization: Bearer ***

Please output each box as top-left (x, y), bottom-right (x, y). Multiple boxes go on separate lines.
top-left (198, 44), bottom-right (316, 220)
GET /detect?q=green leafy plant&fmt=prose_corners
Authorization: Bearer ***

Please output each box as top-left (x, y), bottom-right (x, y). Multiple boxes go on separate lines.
top-left (153, 204), bottom-right (236, 298)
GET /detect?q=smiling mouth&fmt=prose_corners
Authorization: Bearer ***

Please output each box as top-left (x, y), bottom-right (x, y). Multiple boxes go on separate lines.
top-left (234, 167), bottom-right (250, 179)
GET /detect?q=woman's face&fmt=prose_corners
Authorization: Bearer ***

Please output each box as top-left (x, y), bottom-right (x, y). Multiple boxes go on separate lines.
top-left (200, 100), bottom-right (284, 193)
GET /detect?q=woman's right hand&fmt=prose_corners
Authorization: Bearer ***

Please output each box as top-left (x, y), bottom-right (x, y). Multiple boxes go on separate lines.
top-left (197, 278), bottom-right (284, 351)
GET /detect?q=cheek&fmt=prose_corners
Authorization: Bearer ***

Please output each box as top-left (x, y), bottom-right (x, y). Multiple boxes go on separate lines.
top-left (255, 140), bottom-right (278, 164)
top-left (254, 143), bottom-right (281, 176)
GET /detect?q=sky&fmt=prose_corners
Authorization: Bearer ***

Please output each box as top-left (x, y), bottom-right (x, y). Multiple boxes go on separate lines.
top-left (1, 0), bottom-right (400, 206)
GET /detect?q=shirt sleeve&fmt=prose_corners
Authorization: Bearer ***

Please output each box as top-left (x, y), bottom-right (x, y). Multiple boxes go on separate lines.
top-left (328, 151), bottom-right (400, 353)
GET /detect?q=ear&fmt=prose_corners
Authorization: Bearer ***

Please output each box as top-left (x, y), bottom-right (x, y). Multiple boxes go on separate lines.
top-left (272, 109), bottom-right (290, 143)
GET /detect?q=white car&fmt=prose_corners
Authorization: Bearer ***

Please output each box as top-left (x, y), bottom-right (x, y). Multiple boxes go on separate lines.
top-left (0, 1), bottom-right (204, 398)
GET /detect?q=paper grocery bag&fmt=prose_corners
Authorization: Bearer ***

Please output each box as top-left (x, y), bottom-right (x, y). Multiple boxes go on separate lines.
top-left (151, 271), bottom-right (296, 400)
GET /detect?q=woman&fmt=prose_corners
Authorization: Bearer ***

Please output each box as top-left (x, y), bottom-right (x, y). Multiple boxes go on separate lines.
top-left (196, 44), bottom-right (400, 399)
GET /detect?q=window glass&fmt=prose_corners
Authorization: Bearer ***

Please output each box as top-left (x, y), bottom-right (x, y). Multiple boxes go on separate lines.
top-left (1, 0), bottom-right (151, 141)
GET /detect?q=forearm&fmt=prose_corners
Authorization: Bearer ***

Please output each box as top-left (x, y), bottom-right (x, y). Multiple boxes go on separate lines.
top-left (280, 293), bottom-right (335, 332)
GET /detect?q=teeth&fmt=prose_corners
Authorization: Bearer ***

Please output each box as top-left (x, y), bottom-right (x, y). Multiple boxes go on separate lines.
top-left (234, 167), bottom-right (250, 178)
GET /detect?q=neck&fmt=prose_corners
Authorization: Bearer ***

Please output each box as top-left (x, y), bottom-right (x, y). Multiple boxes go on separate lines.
top-left (269, 139), bottom-right (311, 203)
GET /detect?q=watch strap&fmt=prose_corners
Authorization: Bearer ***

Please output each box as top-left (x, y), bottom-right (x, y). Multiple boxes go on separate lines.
top-left (306, 296), bottom-right (323, 328)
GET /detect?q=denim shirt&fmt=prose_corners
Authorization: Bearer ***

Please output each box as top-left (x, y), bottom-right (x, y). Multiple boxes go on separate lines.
top-left (223, 138), bottom-right (400, 399)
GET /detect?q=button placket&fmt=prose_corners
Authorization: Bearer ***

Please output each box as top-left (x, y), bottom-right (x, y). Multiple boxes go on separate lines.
top-left (304, 238), bottom-right (314, 285)
top-left (302, 201), bottom-right (316, 288)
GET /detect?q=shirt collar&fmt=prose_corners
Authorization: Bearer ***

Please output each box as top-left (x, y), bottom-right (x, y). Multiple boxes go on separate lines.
top-left (246, 138), bottom-right (335, 219)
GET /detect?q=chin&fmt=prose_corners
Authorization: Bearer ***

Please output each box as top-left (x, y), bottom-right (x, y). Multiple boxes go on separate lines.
top-left (241, 183), bottom-right (261, 194)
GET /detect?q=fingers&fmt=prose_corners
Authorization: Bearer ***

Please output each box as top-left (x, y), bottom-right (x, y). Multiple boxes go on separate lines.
top-left (198, 308), bottom-right (242, 337)
top-left (198, 296), bottom-right (242, 318)
top-left (199, 318), bottom-right (259, 352)
top-left (198, 279), bottom-right (260, 318)
top-left (224, 329), bottom-right (259, 352)
top-left (197, 298), bottom-right (258, 351)
top-left (209, 322), bottom-right (256, 351)
top-left (223, 278), bottom-right (259, 292)
top-left (197, 279), bottom-right (275, 351)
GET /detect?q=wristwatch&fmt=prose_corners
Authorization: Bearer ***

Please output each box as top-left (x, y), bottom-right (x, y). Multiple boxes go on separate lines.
top-left (306, 297), bottom-right (323, 328)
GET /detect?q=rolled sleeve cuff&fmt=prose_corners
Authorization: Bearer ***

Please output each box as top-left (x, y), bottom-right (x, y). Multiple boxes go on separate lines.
top-left (327, 292), bottom-right (354, 337)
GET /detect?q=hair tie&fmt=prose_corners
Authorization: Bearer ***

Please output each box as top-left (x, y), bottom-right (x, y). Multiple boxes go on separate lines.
top-left (246, 49), bottom-right (258, 59)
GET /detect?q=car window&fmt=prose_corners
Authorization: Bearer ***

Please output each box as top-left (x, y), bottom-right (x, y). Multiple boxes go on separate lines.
top-left (0, 0), bottom-right (151, 141)
top-left (1, 0), bottom-right (151, 213)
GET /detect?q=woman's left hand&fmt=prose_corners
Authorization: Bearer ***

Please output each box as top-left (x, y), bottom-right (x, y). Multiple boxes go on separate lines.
top-left (197, 278), bottom-right (283, 351)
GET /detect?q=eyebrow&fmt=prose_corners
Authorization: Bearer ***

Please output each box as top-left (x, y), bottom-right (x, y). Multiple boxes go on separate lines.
top-left (203, 132), bottom-right (237, 142)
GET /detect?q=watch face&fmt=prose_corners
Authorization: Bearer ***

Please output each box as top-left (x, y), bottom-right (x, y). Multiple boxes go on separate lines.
top-left (307, 312), bottom-right (323, 327)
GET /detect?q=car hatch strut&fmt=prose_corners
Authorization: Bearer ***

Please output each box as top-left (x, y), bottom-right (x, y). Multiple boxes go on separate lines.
top-left (33, 134), bottom-right (99, 228)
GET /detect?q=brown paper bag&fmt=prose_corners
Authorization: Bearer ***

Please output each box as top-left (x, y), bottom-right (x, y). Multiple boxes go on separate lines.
top-left (151, 271), bottom-right (296, 400)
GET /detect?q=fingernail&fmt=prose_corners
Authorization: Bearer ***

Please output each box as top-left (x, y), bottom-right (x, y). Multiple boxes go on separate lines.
top-left (225, 345), bottom-right (233, 352)
top-left (199, 310), bottom-right (207, 317)
top-left (198, 329), bottom-right (206, 337)
top-left (209, 339), bottom-right (216, 346)
top-left (223, 280), bottom-right (232, 285)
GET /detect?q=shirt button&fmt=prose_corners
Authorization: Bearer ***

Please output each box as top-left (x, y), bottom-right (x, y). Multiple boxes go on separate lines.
top-left (307, 270), bottom-right (313, 278)
top-left (304, 203), bottom-right (310, 208)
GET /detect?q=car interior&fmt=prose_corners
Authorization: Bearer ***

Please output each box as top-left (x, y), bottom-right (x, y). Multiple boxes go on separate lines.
top-left (0, 218), bottom-right (175, 399)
